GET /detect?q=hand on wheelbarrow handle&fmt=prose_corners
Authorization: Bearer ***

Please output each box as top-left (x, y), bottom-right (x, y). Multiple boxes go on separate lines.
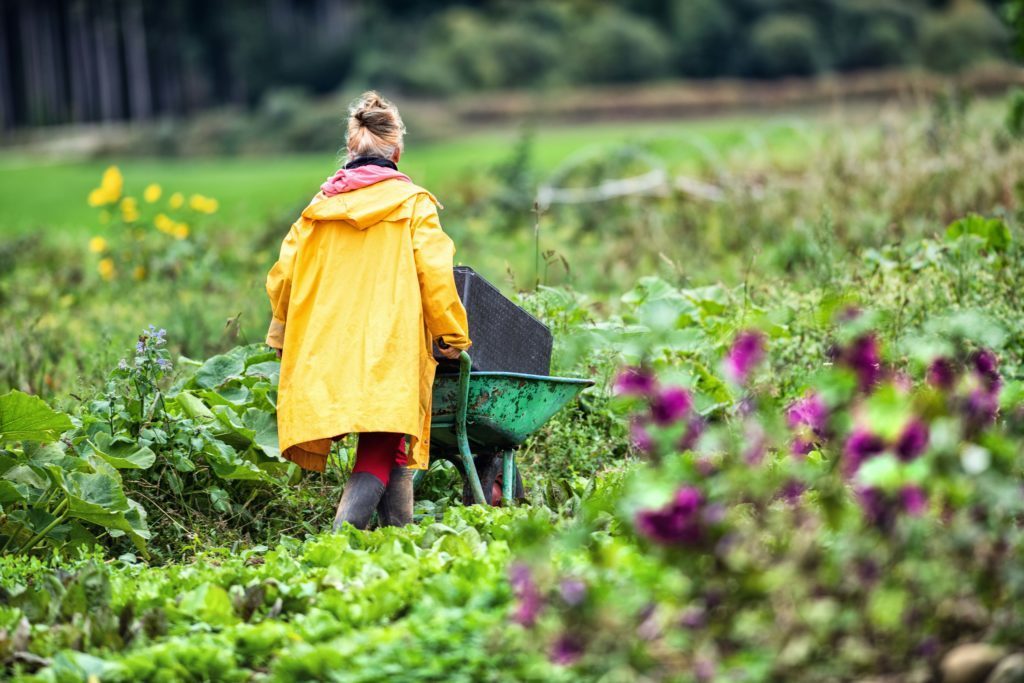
top-left (434, 338), bottom-right (463, 360)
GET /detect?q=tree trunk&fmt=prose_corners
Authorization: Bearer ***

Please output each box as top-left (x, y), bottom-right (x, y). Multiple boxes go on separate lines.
top-left (122, 0), bottom-right (151, 121)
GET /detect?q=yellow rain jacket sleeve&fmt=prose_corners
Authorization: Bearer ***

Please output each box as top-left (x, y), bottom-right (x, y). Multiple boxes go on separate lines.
top-left (265, 180), bottom-right (470, 473)
top-left (413, 195), bottom-right (471, 350)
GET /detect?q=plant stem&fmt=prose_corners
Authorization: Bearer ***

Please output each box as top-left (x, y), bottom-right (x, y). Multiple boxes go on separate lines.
top-left (18, 510), bottom-right (69, 555)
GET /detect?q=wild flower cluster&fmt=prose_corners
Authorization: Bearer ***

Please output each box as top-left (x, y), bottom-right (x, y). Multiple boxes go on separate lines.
top-left (510, 315), bottom-right (1024, 679)
top-left (86, 166), bottom-right (218, 282)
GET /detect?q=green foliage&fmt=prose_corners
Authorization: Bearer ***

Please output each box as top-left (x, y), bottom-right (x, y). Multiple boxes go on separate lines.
top-left (921, 2), bottom-right (1011, 72)
top-left (0, 507), bottom-right (560, 682)
top-left (747, 14), bottom-right (827, 77)
top-left (0, 392), bottom-right (72, 445)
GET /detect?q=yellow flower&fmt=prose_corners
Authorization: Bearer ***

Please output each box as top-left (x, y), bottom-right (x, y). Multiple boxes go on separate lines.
top-left (120, 197), bottom-right (139, 222)
top-left (155, 213), bottom-right (175, 235)
top-left (173, 223), bottom-right (190, 240)
top-left (189, 194), bottom-right (218, 214)
top-left (87, 166), bottom-right (123, 207)
top-left (144, 183), bottom-right (162, 203)
top-left (98, 258), bottom-right (116, 281)
top-left (169, 192), bottom-right (184, 209)
top-left (88, 236), bottom-right (108, 253)
top-left (133, 265), bottom-right (147, 281)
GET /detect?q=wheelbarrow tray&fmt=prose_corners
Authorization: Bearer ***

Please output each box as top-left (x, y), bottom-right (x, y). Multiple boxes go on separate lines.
top-left (430, 371), bottom-right (592, 451)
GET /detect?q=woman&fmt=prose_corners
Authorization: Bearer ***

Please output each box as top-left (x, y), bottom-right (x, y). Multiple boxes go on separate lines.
top-left (265, 91), bottom-right (471, 530)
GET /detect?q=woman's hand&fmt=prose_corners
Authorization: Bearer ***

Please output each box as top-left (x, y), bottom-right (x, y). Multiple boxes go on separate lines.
top-left (436, 339), bottom-right (462, 360)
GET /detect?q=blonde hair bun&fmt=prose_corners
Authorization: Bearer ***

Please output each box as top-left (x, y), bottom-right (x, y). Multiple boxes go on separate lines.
top-left (347, 91), bottom-right (405, 160)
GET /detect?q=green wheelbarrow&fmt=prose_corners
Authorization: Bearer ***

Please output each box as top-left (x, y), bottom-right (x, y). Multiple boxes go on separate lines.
top-left (413, 351), bottom-right (593, 505)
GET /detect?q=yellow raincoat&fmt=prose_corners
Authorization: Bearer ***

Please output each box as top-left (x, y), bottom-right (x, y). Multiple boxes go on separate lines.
top-left (265, 179), bottom-right (470, 472)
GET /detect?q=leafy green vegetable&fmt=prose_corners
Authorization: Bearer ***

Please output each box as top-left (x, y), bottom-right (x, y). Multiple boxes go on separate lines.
top-left (0, 390), bottom-right (72, 444)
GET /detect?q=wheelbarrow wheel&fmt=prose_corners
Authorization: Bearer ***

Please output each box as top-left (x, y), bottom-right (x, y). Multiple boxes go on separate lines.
top-left (461, 453), bottom-right (525, 506)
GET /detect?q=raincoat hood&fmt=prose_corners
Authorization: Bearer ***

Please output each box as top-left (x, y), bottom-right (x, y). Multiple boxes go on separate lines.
top-left (320, 164), bottom-right (411, 197)
top-left (302, 178), bottom-right (442, 230)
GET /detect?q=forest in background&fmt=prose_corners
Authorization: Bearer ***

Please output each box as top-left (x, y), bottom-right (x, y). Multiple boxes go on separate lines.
top-left (1, 0), bottom-right (1016, 130)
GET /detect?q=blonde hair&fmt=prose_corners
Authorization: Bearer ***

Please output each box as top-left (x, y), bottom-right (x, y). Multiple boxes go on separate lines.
top-left (346, 91), bottom-right (405, 160)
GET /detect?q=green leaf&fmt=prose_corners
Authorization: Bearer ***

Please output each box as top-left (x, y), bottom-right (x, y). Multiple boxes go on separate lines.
top-left (865, 385), bottom-right (910, 441)
top-left (242, 409), bottom-right (280, 459)
top-left (177, 583), bottom-right (238, 627)
top-left (867, 587), bottom-right (907, 631)
top-left (245, 361), bottom-right (281, 384)
top-left (0, 390), bottom-right (72, 444)
top-left (203, 439), bottom-right (265, 481)
top-left (0, 480), bottom-right (25, 505)
top-left (174, 391), bottom-right (215, 420)
top-left (63, 471), bottom-right (130, 516)
top-left (195, 354), bottom-right (245, 389)
top-left (89, 433), bottom-right (156, 470)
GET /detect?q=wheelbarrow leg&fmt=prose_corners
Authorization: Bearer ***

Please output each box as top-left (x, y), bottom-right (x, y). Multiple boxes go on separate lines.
top-left (456, 351), bottom-right (487, 505)
top-left (501, 450), bottom-right (517, 504)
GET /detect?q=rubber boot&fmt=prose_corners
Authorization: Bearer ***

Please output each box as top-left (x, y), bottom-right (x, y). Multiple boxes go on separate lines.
top-left (333, 472), bottom-right (385, 531)
top-left (376, 467), bottom-right (414, 527)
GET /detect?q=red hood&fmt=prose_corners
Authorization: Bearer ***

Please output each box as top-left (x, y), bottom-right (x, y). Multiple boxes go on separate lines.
top-left (320, 165), bottom-right (411, 196)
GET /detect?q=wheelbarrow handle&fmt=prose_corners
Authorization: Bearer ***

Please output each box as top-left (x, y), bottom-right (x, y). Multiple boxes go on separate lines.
top-left (455, 351), bottom-right (488, 505)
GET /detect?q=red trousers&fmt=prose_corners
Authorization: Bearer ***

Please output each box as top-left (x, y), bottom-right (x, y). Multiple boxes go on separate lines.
top-left (352, 432), bottom-right (408, 486)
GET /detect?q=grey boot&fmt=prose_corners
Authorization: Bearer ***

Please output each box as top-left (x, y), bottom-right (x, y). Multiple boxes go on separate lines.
top-left (333, 472), bottom-right (385, 531)
top-left (376, 467), bottom-right (414, 527)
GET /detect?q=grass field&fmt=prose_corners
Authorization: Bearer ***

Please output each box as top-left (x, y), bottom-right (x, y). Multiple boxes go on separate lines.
top-left (0, 113), bottom-right (820, 237)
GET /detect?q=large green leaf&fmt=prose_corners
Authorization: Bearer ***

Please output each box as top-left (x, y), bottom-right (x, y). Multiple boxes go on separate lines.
top-left (0, 390), bottom-right (72, 444)
top-left (62, 471), bottom-right (130, 516)
top-left (245, 361), bottom-right (281, 384)
top-left (0, 480), bottom-right (25, 505)
top-left (203, 439), bottom-right (266, 481)
top-left (195, 354), bottom-right (245, 389)
top-left (89, 433), bottom-right (156, 470)
top-left (60, 472), bottom-right (149, 553)
top-left (173, 391), bottom-right (215, 420)
top-left (242, 408), bottom-right (280, 459)
top-left (3, 464), bottom-right (50, 501)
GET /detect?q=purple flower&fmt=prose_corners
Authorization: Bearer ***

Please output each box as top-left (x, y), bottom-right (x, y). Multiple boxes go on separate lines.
top-left (791, 437), bottom-right (816, 458)
top-left (695, 658), bottom-right (716, 683)
top-left (156, 358), bottom-right (173, 371)
top-left (678, 416), bottom-right (704, 452)
top-left (965, 387), bottom-right (999, 430)
top-left (786, 392), bottom-right (827, 434)
top-left (724, 330), bottom-right (765, 384)
top-left (900, 485), bottom-right (927, 516)
top-left (972, 349), bottom-right (1001, 390)
top-left (857, 486), bottom-right (890, 528)
top-left (651, 386), bottom-right (693, 426)
top-left (679, 606), bottom-right (706, 630)
top-left (558, 578), bottom-right (586, 607)
top-left (844, 334), bottom-right (882, 392)
top-left (635, 486), bottom-right (704, 546)
top-left (117, 358), bottom-right (128, 371)
top-left (613, 367), bottom-right (656, 397)
top-left (777, 479), bottom-right (806, 504)
top-left (844, 429), bottom-right (886, 475)
top-left (135, 340), bottom-right (145, 354)
top-left (927, 357), bottom-right (957, 390)
top-left (509, 563), bottom-right (542, 627)
top-left (629, 418), bottom-right (653, 453)
top-left (895, 420), bottom-right (929, 461)
top-left (550, 633), bottom-right (585, 666)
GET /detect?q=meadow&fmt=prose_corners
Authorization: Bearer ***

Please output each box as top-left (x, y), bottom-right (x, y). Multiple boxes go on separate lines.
top-left (2, 95), bottom-right (1024, 682)
top-left (0, 113), bottom-right (818, 236)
